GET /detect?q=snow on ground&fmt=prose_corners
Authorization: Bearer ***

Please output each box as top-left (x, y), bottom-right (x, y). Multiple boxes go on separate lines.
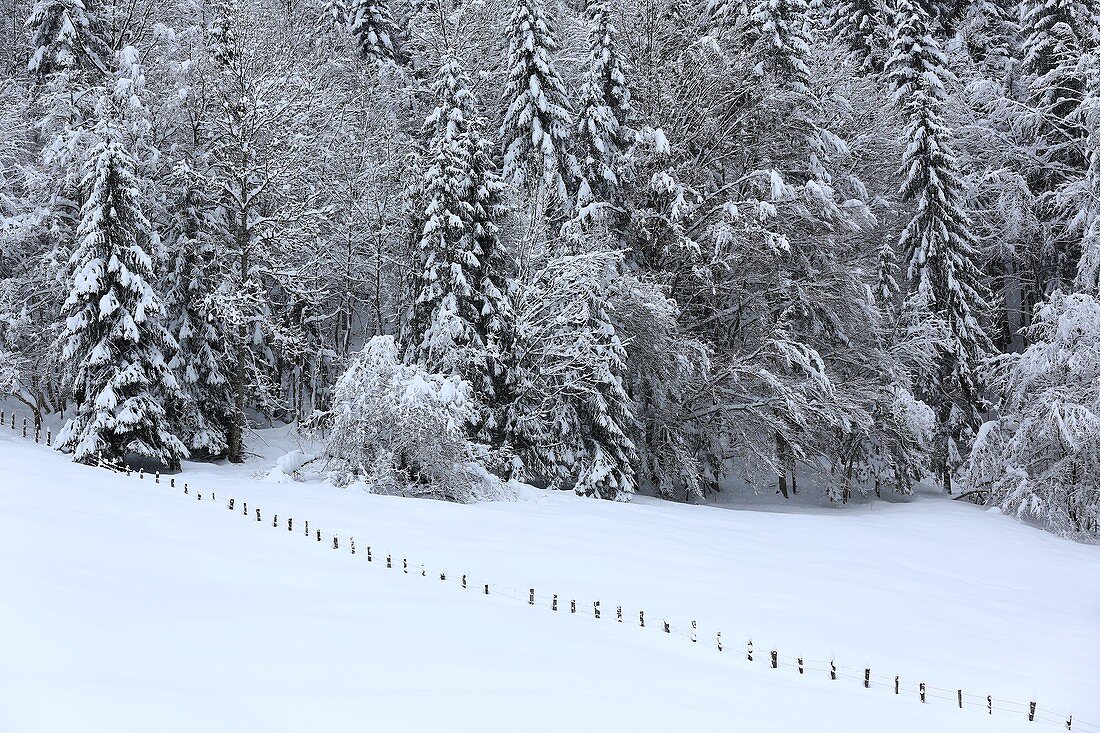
top-left (1, 423), bottom-right (1098, 732)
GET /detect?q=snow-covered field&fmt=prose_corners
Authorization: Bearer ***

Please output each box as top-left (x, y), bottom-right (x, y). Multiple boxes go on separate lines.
top-left (1, 424), bottom-right (1098, 732)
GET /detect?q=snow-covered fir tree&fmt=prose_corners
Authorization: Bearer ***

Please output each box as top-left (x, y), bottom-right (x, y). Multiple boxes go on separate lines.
top-left (500, 0), bottom-right (576, 204)
top-left (57, 136), bottom-right (186, 467)
top-left (574, 0), bottom-right (634, 213)
top-left (888, 0), bottom-right (991, 490)
top-left (163, 170), bottom-right (234, 457)
top-left (26, 0), bottom-right (110, 81)
top-left (350, 0), bottom-right (400, 64)
top-left (826, 0), bottom-right (885, 72)
top-left (403, 51), bottom-right (513, 439)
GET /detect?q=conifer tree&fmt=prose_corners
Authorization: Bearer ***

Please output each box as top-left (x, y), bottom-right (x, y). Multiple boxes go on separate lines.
top-left (164, 172), bottom-right (234, 457)
top-left (404, 52), bottom-right (513, 438)
top-left (500, 0), bottom-right (576, 203)
top-left (350, 0), bottom-right (399, 64)
top-left (57, 138), bottom-right (186, 467)
top-left (574, 0), bottom-right (634, 211)
top-left (26, 0), bottom-right (110, 81)
top-left (826, 0), bottom-right (884, 72)
top-left (888, 0), bottom-right (990, 490)
top-left (749, 0), bottom-right (814, 93)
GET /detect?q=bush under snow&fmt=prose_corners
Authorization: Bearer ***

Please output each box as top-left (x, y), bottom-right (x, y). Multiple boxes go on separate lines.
top-left (315, 336), bottom-right (509, 503)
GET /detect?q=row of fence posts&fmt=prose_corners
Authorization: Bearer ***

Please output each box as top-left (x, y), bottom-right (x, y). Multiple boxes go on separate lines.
top-left (1, 409), bottom-right (51, 447)
top-left (1, 406), bottom-right (1089, 733)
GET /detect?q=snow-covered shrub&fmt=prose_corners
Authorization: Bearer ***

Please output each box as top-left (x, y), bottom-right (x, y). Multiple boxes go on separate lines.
top-left (317, 336), bottom-right (507, 503)
top-left (965, 293), bottom-right (1100, 538)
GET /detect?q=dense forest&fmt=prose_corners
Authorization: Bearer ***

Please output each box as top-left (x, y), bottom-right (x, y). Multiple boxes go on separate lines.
top-left (0, 0), bottom-right (1097, 535)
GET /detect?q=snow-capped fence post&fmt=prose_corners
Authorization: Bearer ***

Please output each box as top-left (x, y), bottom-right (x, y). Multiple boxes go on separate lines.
top-left (273, 514), bottom-right (278, 527)
top-left (366, 545), bottom-right (370, 561)
top-left (747, 640), bottom-right (753, 661)
top-left (864, 669), bottom-right (870, 688)
top-left (919, 683), bottom-right (926, 703)
top-left (316, 530), bottom-right (321, 542)
top-left (690, 621), bottom-right (696, 642)
top-left (987, 696), bottom-right (992, 715)
top-left (333, 536), bottom-right (338, 550)
top-left (256, 508), bottom-right (262, 522)
top-left (461, 574), bottom-right (466, 588)
top-left (570, 599), bottom-right (576, 614)
top-left (639, 610), bottom-right (644, 628)
top-left (403, 558), bottom-right (407, 573)
top-left (242, 501), bottom-right (246, 515)
top-left (439, 572), bottom-right (445, 581)
top-left (894, 676), bottom-right (899, 694)
top-left (197, 492), bottom-right (202, 501)
top-left (22, 417), bottom-right (27, 438)
top-left (830, 661), bottom-right (836, 681)
top-left (552, 595), bottom-right (558, 611)
top-left (46, 427), bottom-right (51, 446)
top-left (958, 690), bottom-right (963, 708)
top-left (663, 621), bottom-right (670, 634)
top-left (799, 658), bottom-right (804, 675)
top-left (351, 539), bottom-right (356, 555)
top-left (34, 423), bottom-right (40, 443)
top-left (184, 483), bottom-right (188, 494)
top-left (529, 589), bottom-right (534, 606)
top-left (616, 606), bottom-right (622, 623)
top-left (1067, 715), bottom-right (1073, 729)
top-left (229, 498), bottom-right (235, 510)
top-left (717, 632), bottom-right (723, 652)
top-left (771, 650), bottom-right (777, 668)
top-left (483, 584), bottom-right (489, 595)
top-left (304, 520), bottom-right (309, 536)
top-left (155, 471), bottom-right (160, 484)
top-left (1, 410), bottom-right (5, 426)
top-left (139, 467), bottom-right (144, 480)
top-left (170, 478), bottom-right (175, 488)
top-left (594, 601), bottom-right (600, 619)
top-left (1030, 702), bottom-right (1036, 722)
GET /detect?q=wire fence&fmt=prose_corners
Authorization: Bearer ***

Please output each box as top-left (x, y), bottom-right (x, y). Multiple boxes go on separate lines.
top-left (1, 406), bottom-right (1094, 732)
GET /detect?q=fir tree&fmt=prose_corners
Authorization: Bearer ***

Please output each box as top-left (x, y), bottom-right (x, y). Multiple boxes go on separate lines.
top-left (888, 0), bottom-right (991, 490)
top-left (57, 139), bottom-right (186, 467)
top-left (164, 171), bottom-right (234, 457)
top-left (826, 0), bottom-right (884, 72)
top-left (26, 0), bottom-right (109, 81)
top-left (575, 0), bottom-right (634, 211)
top-left (500, 0), bottom-right (576, 203)
top-left (404, 52), bottom-right (512, 438)
top-left (350, 0), bottom-right (399, 64)
top-left (748, 0), bottom-right (814, 93)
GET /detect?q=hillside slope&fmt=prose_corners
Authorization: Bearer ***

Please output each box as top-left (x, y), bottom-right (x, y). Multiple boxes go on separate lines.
top-left (1, 429), bottom-right (1097, 732)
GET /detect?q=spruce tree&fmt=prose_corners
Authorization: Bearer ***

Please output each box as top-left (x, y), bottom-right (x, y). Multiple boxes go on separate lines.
top-left (26, 0), bottom-right (110, 81)
top-left (350, 0), bottom-right (399, 64)
top-left (574, 0), bottom-right (634, 212)
top-left (500, 0), bottom-right (576, 203)
top-left (888, 0), bottom-right (991, 490)
top-left (748, 0), bottom-right (814, 93)
top-left (57, 139), bottom-right (186, 467)
top-left (404, 52), bottom-right (513, 438)
top-left (826, 0), bottom-right (884, 72)
top-left (164, 173), bottom-right (234, 457)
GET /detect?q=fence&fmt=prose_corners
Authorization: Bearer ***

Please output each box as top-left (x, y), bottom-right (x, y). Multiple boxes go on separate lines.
top-left (1, 406), bottom-right (1094, 732)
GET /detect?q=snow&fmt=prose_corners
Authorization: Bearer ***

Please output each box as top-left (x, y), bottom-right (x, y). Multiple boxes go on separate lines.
top-left (1, 425), bottom-right (1098, 732)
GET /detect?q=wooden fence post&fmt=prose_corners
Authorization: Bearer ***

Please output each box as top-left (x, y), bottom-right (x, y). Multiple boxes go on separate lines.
top-left (831, 661), bottom-right (837, 681)
top-left (920, 683), bottom-right (926, 703)
top-left (1029, 702), bottom-right (1036, 722)
top-left (864, 669), bottom-right (870, 688)
top-left (529, 589), bottom-right (535, 606)
top-left (717, 632), bottom-right (723, 652)
top-left (799, 658), bottom-right (804, 675)
top-left (958, 690), bottom-right (963, 708)
top-left (747, 640), bottom-right (753, 662)
top-left (639, 610), bottom-right (644, 628)
top-left (594, 601), bottom-right (600, 619)
top-left (552, 595), bottom-right (558, 611)
top-left (771, 650), bottom-right (777, 669)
